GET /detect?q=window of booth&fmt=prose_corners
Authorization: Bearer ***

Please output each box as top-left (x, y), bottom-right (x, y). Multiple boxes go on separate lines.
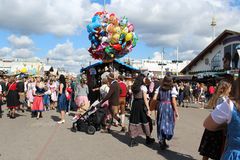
top-left (232, 43), bottom-right (240, 69)
top-left (223, 45), bottom-right (232, 70)
top-left (211, 51), bottom-right (221, 70)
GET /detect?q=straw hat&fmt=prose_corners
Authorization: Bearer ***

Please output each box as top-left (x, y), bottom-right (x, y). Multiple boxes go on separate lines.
top-left (106, 73), bottom-right (115, 80)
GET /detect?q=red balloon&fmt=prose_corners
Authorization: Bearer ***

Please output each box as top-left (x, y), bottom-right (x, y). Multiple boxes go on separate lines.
top-left (95, 11), bottom-right (104, 16)
top-left (112, 44), bottom-right (122, 51)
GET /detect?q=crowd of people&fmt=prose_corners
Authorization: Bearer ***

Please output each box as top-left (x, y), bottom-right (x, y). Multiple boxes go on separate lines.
top-left (0, 71), bottom-right (240, 159)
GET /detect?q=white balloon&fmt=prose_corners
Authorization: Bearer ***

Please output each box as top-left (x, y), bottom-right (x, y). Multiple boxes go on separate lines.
top-left (101, 36), bottom-right (108, 43)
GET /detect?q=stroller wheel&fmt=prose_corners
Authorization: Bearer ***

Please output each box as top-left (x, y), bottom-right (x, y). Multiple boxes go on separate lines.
top-left (71, 123), bottom-right (78, 132)
top-left (87, 125), bottom-right (96, 135)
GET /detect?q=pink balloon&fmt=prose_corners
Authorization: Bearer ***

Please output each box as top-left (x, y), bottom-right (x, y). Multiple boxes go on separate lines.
top-left (127, 24), bottom-right (134, 32)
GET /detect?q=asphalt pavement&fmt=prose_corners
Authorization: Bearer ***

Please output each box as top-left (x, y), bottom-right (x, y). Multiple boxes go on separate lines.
top-left (0, 104), bottom-right (210, 160)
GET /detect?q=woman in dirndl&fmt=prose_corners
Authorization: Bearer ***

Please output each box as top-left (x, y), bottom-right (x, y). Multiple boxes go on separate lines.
top-left (6, 76), bottom-right (20, 119)
top-left (74, 78), bottom-right (89, 119)
top-left (128, 73), bottom-right (155, 147)
top-left (57, 74), bottom-right (67, 124)
top-left (49, 80), bottom-right (57, 110)
top-left (153, 74), bottom-right (179, 150)
top-left (198, 80), bottom-right (231, 160)
top-left (32, 77), bottom-right (45, 119)
top-left (26, 77), bottom-right (35, 110)
top-left (203, 81), bottom-right (240, 160)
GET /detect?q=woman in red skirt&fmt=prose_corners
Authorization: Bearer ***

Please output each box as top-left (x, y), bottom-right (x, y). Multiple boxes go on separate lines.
top-left (6, 76), bottom-right (20, 119)
top-left (32, 77), bottom-right (45, 119)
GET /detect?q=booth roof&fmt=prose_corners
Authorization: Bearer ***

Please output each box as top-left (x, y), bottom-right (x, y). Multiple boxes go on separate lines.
top-left (80, 59), bottom-right (139, 72)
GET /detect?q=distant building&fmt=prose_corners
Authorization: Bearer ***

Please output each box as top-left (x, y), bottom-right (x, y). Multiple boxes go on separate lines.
top-left (124, 58), bottom-right (190, 78)
top-left (0, 58), bottom-right (45, 75)
top-left (181, 30), bottom-right (240, 76)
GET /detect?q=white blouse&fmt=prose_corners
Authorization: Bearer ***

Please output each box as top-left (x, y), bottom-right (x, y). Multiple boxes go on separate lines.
top-left (211, 100), bottom-right (234, 124)
top-left (154, 86), bottom-right (178, 98)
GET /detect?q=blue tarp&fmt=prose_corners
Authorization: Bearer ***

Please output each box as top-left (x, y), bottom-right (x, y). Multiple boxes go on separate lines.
top-left (80, 59), bottom-right (139, 72)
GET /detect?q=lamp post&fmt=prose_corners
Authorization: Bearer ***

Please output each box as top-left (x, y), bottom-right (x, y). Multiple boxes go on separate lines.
top-left (176, 47), bottom-right (179, 76)
top-left (158, 63), bottom-right (166, 78)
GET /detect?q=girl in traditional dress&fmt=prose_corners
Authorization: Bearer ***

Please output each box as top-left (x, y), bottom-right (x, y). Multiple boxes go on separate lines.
top-left (49, 80), bottom-right (57, 110)
top-left (99, 78), bottom-right (112, 132)
top-left (43, 79), bottom-right (51, 111)
top-left (32, 77), bottom-right (45, 119)
top-left (73, 78), bottom-right (89, 119)
top-left (199, 80), bottom-right (231, 160)
top-left (66, 80), bottom-right (73, 115)
top-left (128, 73), bottom-right (155, 147)
top-left (153, 74), bottom-right (179, 150)
top-left (6, 77), bottom-right (20, 119)
top-left (26, 77), bottom-right (35, 110)
top-left (203, 82), bottom-right (240, 160)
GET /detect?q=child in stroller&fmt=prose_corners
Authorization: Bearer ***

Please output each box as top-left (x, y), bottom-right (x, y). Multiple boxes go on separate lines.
top-left (71, 101), bottom-right (106, 135)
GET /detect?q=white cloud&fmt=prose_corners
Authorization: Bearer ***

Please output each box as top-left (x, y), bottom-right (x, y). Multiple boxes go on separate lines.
top-left (47, 41), bottom-right (94, 73)
top-left (0, 0), bottom-right (240, 63)
top-left (8, 34), bottom-right (33, 48)
top-left (152, 51), bottom-right (163, 60)
top-left (0, 35), bottom-right (35, 59)
top-left (0, 47), bottom-right (12, 57)
top-left (0, 0), bottom-right (102, 36)
top-left (12, 48), bottom-right (34, 58)
top-left (106, 0), bottom-right (240, 51)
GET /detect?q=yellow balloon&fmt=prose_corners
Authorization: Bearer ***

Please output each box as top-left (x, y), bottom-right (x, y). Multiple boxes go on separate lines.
top-left (114, 26), bottom-right (121, 34)
top-left (20, 67), bottom-right (28, 73)
top-left (121, 27), bottom-right (128, 35)
top-left (111, 33), bottom-right (120, 44)
top-left (125, 33), bottom-right (133, 42)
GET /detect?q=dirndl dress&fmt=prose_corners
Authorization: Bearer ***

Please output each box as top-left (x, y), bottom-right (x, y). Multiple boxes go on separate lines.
top-left (128, 99), bottom-right (151, 138)
top-left (58, 93), bottom-right (67, 111)
top-left (43, 94), bottom-right (50, 106)
top-left (6, 83), bottom-right (19, 109)
top-left (221, 106), bottom-right (240, 160)
top-left (75, 95), bottom-right (89, 107)
top-left (198, 129), bottom-right (224, 160)
top-left (198, 97), bottom-right (226, 159)
top-left (32, 96), bottom-right (44, 112)
top-left (157, 89), bottom-right (175, 141)
top-left (50, 85), bottom-right (57, 102)
top-left (32, 87), bottom-right (45, 112)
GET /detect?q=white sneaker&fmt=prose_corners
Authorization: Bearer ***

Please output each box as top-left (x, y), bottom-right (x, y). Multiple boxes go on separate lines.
top-left (57, 120), bottom-right (65, 124)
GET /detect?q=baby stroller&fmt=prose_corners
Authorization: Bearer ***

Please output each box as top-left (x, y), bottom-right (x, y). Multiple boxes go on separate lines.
top-left (71, 101), bottom-right (106, 135)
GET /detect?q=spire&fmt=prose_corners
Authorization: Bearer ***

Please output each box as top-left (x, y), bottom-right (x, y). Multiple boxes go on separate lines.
top-left (211, 16), bottom-right (217, 40)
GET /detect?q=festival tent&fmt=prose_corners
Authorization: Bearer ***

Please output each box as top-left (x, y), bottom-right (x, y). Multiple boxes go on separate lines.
top-left (80, 59), bottom-right (139, 88)
top-left (81, 59), bottom-right (139, 74)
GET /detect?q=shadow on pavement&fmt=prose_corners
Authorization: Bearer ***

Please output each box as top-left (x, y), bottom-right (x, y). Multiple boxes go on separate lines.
top-left (111, 131), bottom-right (196, 160)
top-left (154, 146), bottom-right (196, 160)
top-left (51, 115), bottom-right (61, 122)
top-left (111, 130), bottom-right (130, 146)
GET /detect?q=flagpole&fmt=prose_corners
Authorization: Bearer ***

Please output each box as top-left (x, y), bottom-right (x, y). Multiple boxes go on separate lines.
top-left (103, 0), bottom-right (106, 12)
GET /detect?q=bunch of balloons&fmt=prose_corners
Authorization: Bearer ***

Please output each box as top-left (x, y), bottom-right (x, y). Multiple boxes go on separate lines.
top-left (87, 11), bottom-right (138, 62)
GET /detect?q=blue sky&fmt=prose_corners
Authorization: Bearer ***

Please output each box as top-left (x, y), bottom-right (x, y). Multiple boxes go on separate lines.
top-left (0, 0), bottom-right (240, 72)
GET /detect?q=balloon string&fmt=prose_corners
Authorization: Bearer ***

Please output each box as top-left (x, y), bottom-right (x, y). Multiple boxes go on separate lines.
top-left (103, 0), bottom-right (106, 12)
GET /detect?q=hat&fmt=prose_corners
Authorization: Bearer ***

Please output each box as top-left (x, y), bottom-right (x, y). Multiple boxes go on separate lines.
top-left (142, 71), bottom-right (148, 77)
top-left (142, 71), bottom-right (153, 80)
top-left (106, 73), bottom-right (115, 80)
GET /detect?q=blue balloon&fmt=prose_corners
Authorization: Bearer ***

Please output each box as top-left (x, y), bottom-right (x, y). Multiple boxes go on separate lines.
top-left (87, 15), bottom-right (102, 33)
top-left (100, 31), bottom-right (107, 36)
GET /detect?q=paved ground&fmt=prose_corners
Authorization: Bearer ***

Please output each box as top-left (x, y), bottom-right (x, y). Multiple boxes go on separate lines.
top-left (0, 104), bottom-right (210, 160)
